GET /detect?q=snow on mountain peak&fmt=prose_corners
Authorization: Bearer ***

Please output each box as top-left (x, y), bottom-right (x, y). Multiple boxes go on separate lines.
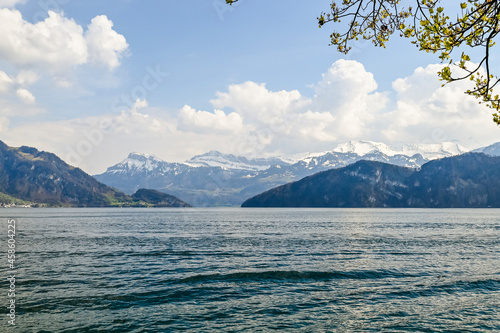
top-left (111, 152), bottom-right (170, 173)
top-left (185, 150), bottom-right (279, 171)
top-left (333, 141), bottom-right (395, 156)
top-left (105, 140), bottom-right (474, 176)
top-left (473, 142), bottom-right (500, 156)
top-left (396, 142), bottom-right (468, 159)
top-left (331, 140), bottom-right (468, 159)
top-left (127, 152), bottom-right (161, 161)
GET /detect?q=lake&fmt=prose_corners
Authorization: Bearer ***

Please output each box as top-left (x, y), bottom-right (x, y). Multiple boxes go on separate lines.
top-left (1, 208), bottom-right (499, 332)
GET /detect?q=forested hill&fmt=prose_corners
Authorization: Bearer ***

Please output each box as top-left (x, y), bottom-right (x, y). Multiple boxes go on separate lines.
top-left (0, 141), bottom-right (190, 207)
top-left (242, 153), bottom-right (500, 208)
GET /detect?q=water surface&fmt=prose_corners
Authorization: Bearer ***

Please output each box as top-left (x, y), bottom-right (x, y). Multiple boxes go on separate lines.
top-left (1, 208), bottom-right (499, 332)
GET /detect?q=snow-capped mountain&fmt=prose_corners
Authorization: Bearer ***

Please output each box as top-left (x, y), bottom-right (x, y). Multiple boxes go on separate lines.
top-left (293, 150), bottom-right (426, 171)
top-left (332, 140), bottom-right (468, 159)
top-left (472, 141), bottom-right (500, 156)
top-left (96, 152), bottom-right (191, 194)
top-left (185, 150), bottom-right (290, 171)
top-left (333, 141), bottom-right (396, 156)
top-left (105, 152), bottom-right (186, 175)
top-left (284, 140), bottom-right (466, 165)
top-left (94, 140), bottom-right (491, 207)
top-left (283, 140), bottom-right (466, 171)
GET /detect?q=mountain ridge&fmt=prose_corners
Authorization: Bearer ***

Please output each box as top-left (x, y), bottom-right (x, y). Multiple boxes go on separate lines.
top-left (94, 140), bottom-right (488, 207)
top-left (242, 153), bottom-right (500, 208)
top-left (0, 141), bottom-right (191, 207)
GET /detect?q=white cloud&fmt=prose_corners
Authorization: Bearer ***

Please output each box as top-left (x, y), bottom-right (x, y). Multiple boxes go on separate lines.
top-left (0, 9), bottom-right (128, 73)
top-left (211, 81), bottom-right (310, 124)
top-left (0, 9), bottom-right (87, 70)
top-left (0, 0), bottom-right (25, 7)
top-left (1, 101), bottom-right (169, 173)
top-left (0, 101), bottom-right (235, 174)
top-left (2, 60), bottom-right (499, 175)
top-left (0, 98), bottom-right (45, 117)
top-left (207, 60), bottom-right (390, 155)
top-left (0, 9), bottom-right (128, 119)
top-left (178, 105), bottom-right (243, 134)
top-left (16, 70), bottom-right (39, 85)
top-left (381, 63), bottom-right (500, 146)
top-left (129, 98), bottom-right (148, 114)
top-left (0, 70), bottom-right (13, 93)
top-left (85, 15), bottom-right (129, 70)
top-left (0, 69), bottom-right (38, 104)
top-left (53, 77), bottom-right (75, 88)
top-left (293, 111), bottom-right (337, 141)
top-left (206, 60), bottom-right (498, 156)
top-left (209, 81), bottom-right (320, 154)
top-left (314, 59), bottom-right (378, 106)
top-left (311, 59), bottom-right (389, 139)
top-left (16, 88), bottom-right (35, 104)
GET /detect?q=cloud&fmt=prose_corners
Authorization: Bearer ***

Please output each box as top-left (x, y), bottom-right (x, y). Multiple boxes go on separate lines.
top-left (0, 0), bottom-right (25, 7)
top-left (16, 70), bottom-right (39, 85)
top-left (381, 63), bottom-right (500, 146)
top-left (207, 60), bottom-right (390, 155)
top-left (314, 59), bottom-right (378, 105)
top-left (0, 70), bottom-right (13, 93)
top-left (0, 69), bottom-right (38, 104)
top-left (0, 9), bottom-right (128, 117)
top-left (293, 111), bottom-right (337, 141)
top-left (311, 59), bottom-right (389, 139)
top-left (1, 100), bottom-right (171, 173)
top-left (0, 9), bottom-right (87, 70)
top-left (0, 98), bottom-right (45, 118)
top-left (85, 15), bottom-right (129, 70)
top-left (16, 88), bottom-right (35, 104)
top-left (177, 105), bottom-right (243, 134)
top-left (0, 9), bottom-right (128, 73)
top-left (205, 60), bottom-right (498, 156)
top-left (2, 60), bottom-right (499, 175)
top-left (209, 81), bottom-right (323, 153)
top-left (0, 69), bottom-right (39, 89)
top-left (129, 98), bottom-right (148, 114)
top-left (1, 100), bottom-right (235, 174)
top-left (211, 81), bottom-right (310, 124)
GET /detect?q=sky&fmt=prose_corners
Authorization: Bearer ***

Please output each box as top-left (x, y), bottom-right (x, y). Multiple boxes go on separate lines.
top-left (0, 0), bottom-right (499, 174)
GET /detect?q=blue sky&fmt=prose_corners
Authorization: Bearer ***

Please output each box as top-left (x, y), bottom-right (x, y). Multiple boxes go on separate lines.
top-left (0, 0), bottom-right (499, 173)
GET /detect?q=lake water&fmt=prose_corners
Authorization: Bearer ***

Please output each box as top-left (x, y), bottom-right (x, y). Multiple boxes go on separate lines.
top-left (1, 208), bottom-right (499, 332)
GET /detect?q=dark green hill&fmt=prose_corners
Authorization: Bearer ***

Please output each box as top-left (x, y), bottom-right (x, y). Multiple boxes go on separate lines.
top-left (132, 189), bottom-right (192, 207)
top-left (242, 153), bottom-right (500, 208)
top-left (0, 141), bottom-right (190, 207)
top-left (405, 153), bottom-right (500, 207)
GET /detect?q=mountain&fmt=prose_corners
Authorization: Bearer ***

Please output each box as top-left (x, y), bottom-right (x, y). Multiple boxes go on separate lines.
top-left (331, 140), bottom-right (468, 160)
top-left (472, 141), bottom-right (500, 156)
top-left (5, 138), bottom-right (484, 208)
top-left (0, 141), bottom-right (190, 207)
top-left (131, 189), bottom-right (191, 207)
top-left (186, 150), bottom-right (290, 171)
top-left (241, 153), bottom-right (500, 208)
top-left (97, 152), bottom-right (191, 194)
top-left (95, 140), bottom-right (470, 207)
